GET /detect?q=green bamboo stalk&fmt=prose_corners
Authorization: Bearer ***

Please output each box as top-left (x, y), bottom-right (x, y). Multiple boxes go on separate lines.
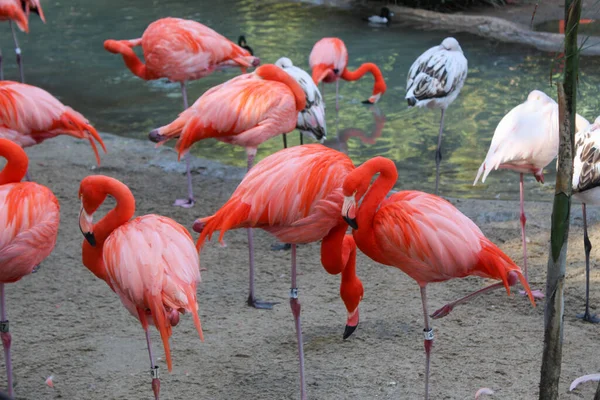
top-left (538, 0), bottom-right (581, 399)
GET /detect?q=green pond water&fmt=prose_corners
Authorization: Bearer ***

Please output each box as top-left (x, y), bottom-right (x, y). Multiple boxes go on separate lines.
top-left (2, 0), bottom-right (600, 200)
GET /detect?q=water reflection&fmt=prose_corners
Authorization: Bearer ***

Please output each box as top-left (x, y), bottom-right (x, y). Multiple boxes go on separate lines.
top-left (2, 0), bottom-right (600, 200)
top-left (324, 106), bottom-right (386, 155)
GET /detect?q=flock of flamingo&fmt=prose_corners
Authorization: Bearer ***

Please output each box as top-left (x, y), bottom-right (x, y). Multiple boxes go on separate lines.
top-left (0, 1), bottom-right (599, 399)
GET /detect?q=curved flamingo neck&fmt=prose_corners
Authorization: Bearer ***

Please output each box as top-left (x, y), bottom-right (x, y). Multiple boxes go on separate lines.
top-left (0, 139), bottom-right (28, 184)
top-left (340, 236), bottom-right (357, 286)
top-left (92, 180), bottom-right (136, 244)
top-left (341, 63), bottom-right (386, 94)
top-left (103, 40), bottom-right (150, 80)
top-left (257, 64), bottom-right (306, 111)
top-left (321, 221), bottom-right (351, 275)
top-left (354, 157), bottom-right (398, 231)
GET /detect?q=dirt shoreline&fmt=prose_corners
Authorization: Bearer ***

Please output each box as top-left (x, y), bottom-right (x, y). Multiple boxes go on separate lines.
top-left (1, 132), bottom-right (597, 399)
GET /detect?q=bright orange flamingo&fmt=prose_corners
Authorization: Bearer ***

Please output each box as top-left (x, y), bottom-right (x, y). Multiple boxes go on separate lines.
top-left (193, 144), bottom-right (366, 400)
top-left (0, 0), bottom-right (44, 82)
top-left (0, 138), bottom-right (59, 398)
top-left (78, 175), bottom-right (204, 400)
top-left (0, 81), bottom-right (106, 179)
top-left (104, 17), bottom-right (260, 207)
top-left (309, 37), bottom-right (386, 110)
top-left (340, 156), bottom-right (536, 400)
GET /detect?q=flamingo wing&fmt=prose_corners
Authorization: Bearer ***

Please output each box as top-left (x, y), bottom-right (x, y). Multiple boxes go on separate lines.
top-left (276, 57), bottom-right (326, 141)
top-left (372, 191), bottom-right (526, 292)
top-left (0, 183), bottom-right (59, 283)
top-left (406, 45), bottom-right (467, 106)
top-left (197, 144), bottom-right (354, 245)
top-left (103, 215), bottom-right (203, 371)
top-left (573, 118), bottom-right (600, 194)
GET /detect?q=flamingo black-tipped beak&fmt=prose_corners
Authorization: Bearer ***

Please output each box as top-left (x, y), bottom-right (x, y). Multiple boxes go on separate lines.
top-left (343, 323), bottom-right (358, 340)
top-left (148, 129), bottom-right (164, 143)
top-left (361, 99), bottom-right (373, 105)
top-left (343, 215), bottom-right (358, 230)
top-left (83, 232), bottom-right (96, 247)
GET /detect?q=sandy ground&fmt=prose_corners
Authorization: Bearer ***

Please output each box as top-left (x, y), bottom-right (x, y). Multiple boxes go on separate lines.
top-left (0, 133), bottom-right (597, 400)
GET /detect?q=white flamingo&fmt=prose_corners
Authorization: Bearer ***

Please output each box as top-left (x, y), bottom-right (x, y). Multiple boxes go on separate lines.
top-left (573, 116), bottom-right (600, 323)
top-left (275, 57), bottom-right (326, 148)
top-left (474, 89), bottom-right (589, 300)
top-left (405, 37), bottom-right (468, 195)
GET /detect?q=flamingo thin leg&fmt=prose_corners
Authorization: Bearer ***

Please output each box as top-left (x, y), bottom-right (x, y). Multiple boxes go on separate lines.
top-left (434, 108), bottom-right (446, 196)
top-left (282, 133), bottom-right (288, 149)
top-left (144, 329), bottom-right (160, 400)
top-left (289, 244), bottom-right (307, 400)
top-left (299, 131), bottom-right (304, 145)
top-left (0, 284), bottom-right (14, 398)
top-left (577, 203), bottom-right (600, 323)
top-left (420, 286), bottom-right (433, 400)
top-left (173, 81), bottom-right (195, 208)
top-left (335, 79), bottom-right (340, 111)
top-left (518, 174), bottom-right (544, 299)
top-left (10, 22), bottom-right (24, 83)
top-left (246, 153), bottom-right (278, 309)
top-left (430, 271), bottom-right (523, 319)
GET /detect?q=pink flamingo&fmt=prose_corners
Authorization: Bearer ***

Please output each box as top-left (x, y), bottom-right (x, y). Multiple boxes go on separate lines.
top-left (150, 63), bottom-right (305, 308)
top-left (309, 37), bottom-right (387, 110)
top-left (340, 156), bottom-right (535, 399)
top-left (104, 17), bottom-right (260, 207)
top-left (0, 0), bottom-right (44, 82)
top-left (78, 175), bottom-right (204, 400)
top-left (0, 138), bottom-right (59, 398)
top-left (0, 81), bottom-right (106, 179)
top-left (193, 144), bottom-right (366, 400)
top-left (474, 90), bottom-right (589, 299)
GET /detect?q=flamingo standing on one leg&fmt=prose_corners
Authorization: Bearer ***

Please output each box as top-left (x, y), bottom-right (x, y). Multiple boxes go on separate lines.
top-left (309, 37), bottom-right (386, 110)
top-left (149, 64), bottom-right (306, 308)
top-left (78, 175), bottom-right (204, 400)
top-left (340, 156), bottom-right (535, 400)
top-left (104, 17), bottom-right (260, 208)
top-left (193, 144), bottom-right (367, 400)
top-left (0, 0), bottom-right (45, 82)
top-left (275, 57), bottom-right (327, 148)
top-left (572, 116), bottom-right (600, 323)
top-left (0, 138), bottom-right (59, 398)
top-left (474, 89), bottom-right (589, 299)
top-left (0, 81), bottom-right (106, 179)
top-left (405, 37), bottom-right (468, 195)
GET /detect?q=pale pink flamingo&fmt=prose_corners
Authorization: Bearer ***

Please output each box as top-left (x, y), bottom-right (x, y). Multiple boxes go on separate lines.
top-left (78, 175), bottom-right (203, 400)
top-left (104, 17), bottom-right (260, 207)
top-left (474, 89), bottom-right (589, 299)
top-left (0, 138), bottom-right (59, 398)
top-left (309, 37), bottom-right (386, 110)
top-left (572, 115), bottom-right (600, 323)
top-left (405, 37), bottom-right (468, 195)
top-left (0, 0), bottom-right (44, 82)
top-left (149, 63), bottom-right (305, 308)
top-left (340, 156), bottom-right (535, 399)
top-left (0, 81), bottom-right (106, 179)
top-left (193, 144), bottom-right (366, 399)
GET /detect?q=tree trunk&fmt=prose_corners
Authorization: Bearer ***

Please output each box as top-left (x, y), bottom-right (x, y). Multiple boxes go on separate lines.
top-left (538, 1), bottom-right (581, 399)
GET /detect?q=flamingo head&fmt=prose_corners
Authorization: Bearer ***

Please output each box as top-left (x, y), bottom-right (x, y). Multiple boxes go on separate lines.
top-left (78, 178), bottom-right (108, 246)
top-left (342, 193), bottom-right (358, 229)
top-left (340, 278), bottom-right (363, 339)
top-left (441, 37), bottom-right (462, 52)
top-left (238, 35), bottom-right (254, 56)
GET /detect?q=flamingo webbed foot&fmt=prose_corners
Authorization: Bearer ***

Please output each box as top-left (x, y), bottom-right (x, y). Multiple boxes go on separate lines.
top-left (520, 289), bottom-right (544, 300)
top-left (430, 303), bottom-right (454, 319)
top-left (576, 311), bottom-right (600, 324)
top-left (173, 198), bottom-right (195, 208)
top-left (247, 295), bottom-right (279, 310)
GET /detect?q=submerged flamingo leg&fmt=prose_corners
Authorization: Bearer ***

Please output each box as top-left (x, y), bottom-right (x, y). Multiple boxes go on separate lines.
top-left (289, 244), bottom-right (307, 400)
top-left (420, 286), bottom-right (433, 400)
top-left (246, 153), bottom-right (278, 309)
top-left (144, 328), bottom-right (160, 400)
top-left (173, 81), bottom-right (196, 208)
top-left (577, 203), bottom-right (600, 323)
top-left (434, 108), bottom-right (446, 196)
top-left (10, 22), bottom-right (24, 83)
top-left (518, 173), bottom-right (544, 299)
top-left (431, 271), bottom-right (522, 319)
top-left (0, 284), bottom-right (14, 398)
